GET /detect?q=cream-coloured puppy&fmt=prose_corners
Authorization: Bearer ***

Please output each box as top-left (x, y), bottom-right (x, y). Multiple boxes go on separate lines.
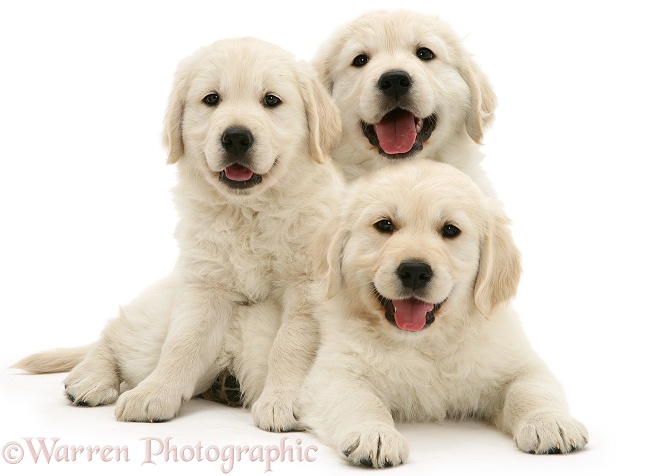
top-left (14, 37), bottom-right (342, 431)
top-left (314, 10), bottom-right (496, 194)
top-left (298, 161), bottom-right (587, 467)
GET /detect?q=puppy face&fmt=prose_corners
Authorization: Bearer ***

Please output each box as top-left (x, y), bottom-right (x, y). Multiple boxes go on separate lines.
top-left (317, 161), bottom-right (520, 337)
top-left (164, 37), bottom-right (340, 199)
top-left (314, 10), bottom-right (495, 166)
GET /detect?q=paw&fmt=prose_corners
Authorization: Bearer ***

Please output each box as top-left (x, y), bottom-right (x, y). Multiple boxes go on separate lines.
top-left (514, 412), bottom-right (588, 454)
top-left (64, 367), bottom-right (119, 407)
top-left (340, 423), bottom-right (409, 468)
top-left (115, 381), bottom-right (183, 422)
top-left (252, 392), bottom-right (298, 432)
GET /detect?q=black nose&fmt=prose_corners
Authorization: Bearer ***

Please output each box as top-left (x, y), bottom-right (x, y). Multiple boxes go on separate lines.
top-left (397, 261), bottom-right (432, 290)
top-left (378, 70), bottom-right (412, 100)
top-left (221, 127), bottom-right (254, 156)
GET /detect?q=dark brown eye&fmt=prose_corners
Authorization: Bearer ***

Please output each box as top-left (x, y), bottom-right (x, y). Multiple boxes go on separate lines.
top-left (416, 47), bottom-right (435, 61)
top-left (352, 54), bottom-right (369, 67)
top-left (264, 94), bottom-right (281, 107)
top-left (374, 219), bottom-right (395, 233)
top-left (203, 93), bottom-right (220, 106)
top-left (442, 224), bottom-right (461, 238)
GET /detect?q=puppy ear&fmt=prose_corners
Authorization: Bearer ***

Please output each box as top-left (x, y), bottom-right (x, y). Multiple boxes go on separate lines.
top-left (163, 60), bottom-right (191, 164)
top-left (474, 206), bottom-right (521, 317)
top-left (296, 62), bottom-right (342, 164)
top-left (458, 57), bottom-right (497, 144)
top-left (311, 41), bottom-right (334, 93)
top-left (313, 216), bottom-right (349, 299)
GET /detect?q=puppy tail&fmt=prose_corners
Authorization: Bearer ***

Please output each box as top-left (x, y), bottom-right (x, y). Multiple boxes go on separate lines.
top-left (11, 344), bottom-right (94, 373)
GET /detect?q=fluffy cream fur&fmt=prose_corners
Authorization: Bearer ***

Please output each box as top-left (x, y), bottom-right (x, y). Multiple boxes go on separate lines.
top-left (298, 161), bottom-right (587, 467)
top-left (314, 10), bottom-right (497, 196)
top-left (14, 37), bottom-right (343, 431)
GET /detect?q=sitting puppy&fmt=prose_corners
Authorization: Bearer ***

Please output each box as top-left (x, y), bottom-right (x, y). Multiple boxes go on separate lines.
top-left (298, 161), bottom-right (588, 467)
top-left (313, 10), bottom-right (496, 195)
top-left (14, 37), bottom-right (342, 432)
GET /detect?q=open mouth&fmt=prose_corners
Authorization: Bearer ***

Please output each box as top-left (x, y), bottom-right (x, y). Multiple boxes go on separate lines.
top-left (375, 288), bottom-right (443, 332)
top-left (362, 109), bottom-right (437, 158)
top-left (218, 163), bottom-right (263, 189)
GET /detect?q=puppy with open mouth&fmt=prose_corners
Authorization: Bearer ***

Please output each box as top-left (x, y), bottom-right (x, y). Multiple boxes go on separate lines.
top-left (314, 10), bottom-right (497, 195)
top-left (14, 37), bottom-right (343, 432)
top-left (298, 161), bottom-right (588, 468)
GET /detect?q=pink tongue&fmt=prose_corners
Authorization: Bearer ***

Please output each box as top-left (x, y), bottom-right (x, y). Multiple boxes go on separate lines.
top-left (374, 110), bottom-right (417, 154)
top-left (392, 299), bottom-right (434, 332)
top-left (224, 164), bottom-right (254, 181)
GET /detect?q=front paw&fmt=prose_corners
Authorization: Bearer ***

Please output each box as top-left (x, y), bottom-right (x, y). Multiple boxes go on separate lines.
top-left (340, 423), bottom-right (409, 468)
top-left (115, 381), bottom-right (183, 422)
top-left (514, 412), bottom-right (588, 454)
top-left (252, 392), bottom-right (297, 432)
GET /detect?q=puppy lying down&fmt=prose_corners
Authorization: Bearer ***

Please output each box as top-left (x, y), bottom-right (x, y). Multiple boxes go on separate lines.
top-left (297, 161), bottom-right (588, 467)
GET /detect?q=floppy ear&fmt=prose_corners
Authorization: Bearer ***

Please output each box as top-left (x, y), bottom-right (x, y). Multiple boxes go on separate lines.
top-left (457, 57), bottom-right (497, 144)
top-left (474, 206), bottom-right (522, 317)
top-left (163, 60), bottom-right (191, 164)
top-left (296, 62), bottom-right (342, 164)
top-left (313, 216), bottom-right (349, 299)
top-left (312, 48), bottom-right (334, 93)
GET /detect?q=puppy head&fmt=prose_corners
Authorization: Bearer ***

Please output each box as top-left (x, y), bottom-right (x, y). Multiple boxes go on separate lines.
top-left (316, 161), bottom-right (520, 336)
top-left (163, 37), bottom-right (340, 198)
top-left (313, 9), bottom-right (496, 165)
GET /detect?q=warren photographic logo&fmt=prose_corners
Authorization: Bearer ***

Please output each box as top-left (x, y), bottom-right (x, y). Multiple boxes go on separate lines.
top-left (2, 436), bottom-right (317, 472)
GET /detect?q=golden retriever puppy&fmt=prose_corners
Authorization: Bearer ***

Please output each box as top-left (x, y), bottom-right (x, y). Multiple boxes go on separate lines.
top-left (314, 10), bottom-right (496, 194)
top-left (14, 37), bottom-right (342, 431)
top-left (298, 161), bottom-right (587, 467)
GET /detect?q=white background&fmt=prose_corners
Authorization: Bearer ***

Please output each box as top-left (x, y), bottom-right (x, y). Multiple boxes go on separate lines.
top-left (1, 1), bottom-right (643, 475)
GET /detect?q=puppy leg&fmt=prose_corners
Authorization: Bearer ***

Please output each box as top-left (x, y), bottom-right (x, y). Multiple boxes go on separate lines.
top-left (115, 285), bottom-right (233, 422)
top-left (64, 338), bottom-right (120, 406)
top-left (251, 286), bottom-right (317, 432)
top-left (229, 301), bottom-right (281, 407)
top-left (494, 365), bottom-right (588, 454)
top-left (64, 277), bottom-right (176, 407)
top-left (300, 371), bottom-right (409, 468)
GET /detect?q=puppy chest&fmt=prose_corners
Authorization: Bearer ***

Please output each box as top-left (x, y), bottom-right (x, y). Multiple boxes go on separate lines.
top-left (196, 240), bottom-right (309, 302)
top-left (370, 354), bottom-right (491, 421)
top-left (221, 247), bottom-right (276, 300)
